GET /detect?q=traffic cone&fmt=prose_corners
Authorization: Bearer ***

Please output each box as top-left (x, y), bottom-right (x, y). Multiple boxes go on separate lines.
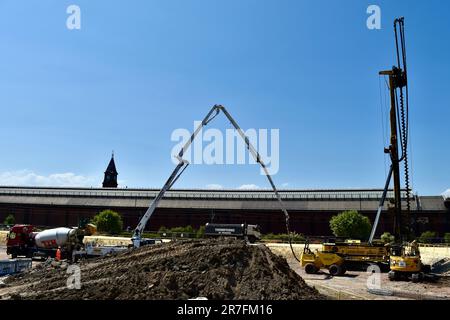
top-left (55, 247), bottom-right (61, 261)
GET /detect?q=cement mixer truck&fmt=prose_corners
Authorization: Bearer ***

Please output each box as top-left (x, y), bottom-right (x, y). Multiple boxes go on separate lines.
top-left (6, 224), bottom-right (95, 260)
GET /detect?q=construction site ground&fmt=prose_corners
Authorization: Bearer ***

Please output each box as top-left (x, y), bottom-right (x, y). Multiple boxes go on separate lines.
top-left (1, 239), bottom-right (449, 300)
top-left (289, 258), bottom-right (450, 300)
top-left (269, 243), bottom-right (450, 300)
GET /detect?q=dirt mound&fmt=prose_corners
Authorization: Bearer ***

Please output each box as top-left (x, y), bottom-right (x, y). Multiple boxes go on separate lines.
top-left (1, 239), bottom-right (324, 300)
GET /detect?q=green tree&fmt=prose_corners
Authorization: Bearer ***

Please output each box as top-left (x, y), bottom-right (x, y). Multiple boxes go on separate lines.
top-left (381, 232), bottom-right (395, 244)
top-left (3, 214), bottom-right (15, 225)
top-left (444, 233), bottom-right (450, 243)
top-left (170, 225), bottom-right (194, 237)
top-left (329, 210), bottom-right (372, 240)
top-left (91, 210), bottom-right (123, 235)
top-left (261, 232), bottom-right (305, 243)
top-left (418, 231), bottom-right (437, 244)
top-left (196, 225), bottom-right (205, 238)
top-left (173, 225), bottom-right (193, 234)
top-left (444, 233), bottom-right (450, 244)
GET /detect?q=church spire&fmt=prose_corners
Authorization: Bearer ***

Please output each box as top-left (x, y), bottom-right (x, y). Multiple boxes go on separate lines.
top-left (102, 152), bottom-right (118, 188)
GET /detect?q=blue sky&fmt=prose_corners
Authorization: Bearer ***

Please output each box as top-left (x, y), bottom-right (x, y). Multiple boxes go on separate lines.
top-left (0, 1), bottom-right (448, 195)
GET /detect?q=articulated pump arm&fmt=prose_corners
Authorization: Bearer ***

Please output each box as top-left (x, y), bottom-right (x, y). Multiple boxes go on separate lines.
top-left (219, 107), bottom-right (292, 236)
top-left (132, 105), bottom-right (291, 248)
top-left (132, 106), bottom-right (220, 247)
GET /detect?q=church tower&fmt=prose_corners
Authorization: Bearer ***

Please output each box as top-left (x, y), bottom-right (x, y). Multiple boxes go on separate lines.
top-left (102, 152), bottom-right (118, 188)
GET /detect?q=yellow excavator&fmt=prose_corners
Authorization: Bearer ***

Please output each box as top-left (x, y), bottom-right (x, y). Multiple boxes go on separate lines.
top-left (389, 240), bottom-right (431, 282)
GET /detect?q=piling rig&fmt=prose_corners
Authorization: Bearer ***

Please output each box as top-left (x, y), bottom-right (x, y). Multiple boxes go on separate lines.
top-left (300, 18), bottom-right (430, 279)
top-left (375, 17), bottom-right (433, 282)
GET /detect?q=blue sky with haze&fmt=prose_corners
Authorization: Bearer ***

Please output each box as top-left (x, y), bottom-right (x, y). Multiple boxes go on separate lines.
top-left (0, 1), bottom-right (449, 195)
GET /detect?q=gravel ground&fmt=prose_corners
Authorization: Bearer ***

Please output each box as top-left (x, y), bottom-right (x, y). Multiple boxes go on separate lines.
top-left (288, 258), bottom-right (450, 300)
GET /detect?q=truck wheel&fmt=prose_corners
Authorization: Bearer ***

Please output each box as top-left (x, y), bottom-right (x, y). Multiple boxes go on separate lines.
top-left (329, 264), bottom-right (342, 276)
top-left (422, 264), bottom-right (431, 273)
top-left (388, 271), bottom-right (398, 281)
top-left (411, 273), bottom-right (420, 283)
top-left (304, 263), bottom-right (317, 274)
top-left (248, 236), bottom-right (256, 244)
top-left (339, 265), bottom-right (347, 275)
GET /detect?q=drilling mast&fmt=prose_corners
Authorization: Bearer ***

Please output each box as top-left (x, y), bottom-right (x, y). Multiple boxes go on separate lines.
top-left (379, 17), bottom-right (411, 242)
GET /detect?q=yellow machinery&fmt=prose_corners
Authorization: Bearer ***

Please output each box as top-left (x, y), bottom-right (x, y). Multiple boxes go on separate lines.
top-left (301, 240), bottom-right (390, 276)
top-left (322, 241), bottom-right (389, 265)
top-left (388, 240), bottom-right (431, 282)
top-left (300, 241), bottom-right (345, 276)
top-left (85, 223), bottom-right (97, 236)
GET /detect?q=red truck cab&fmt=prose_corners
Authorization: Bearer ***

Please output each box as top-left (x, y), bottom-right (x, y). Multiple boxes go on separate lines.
top-left (6, 224), bottom-right (35, 258)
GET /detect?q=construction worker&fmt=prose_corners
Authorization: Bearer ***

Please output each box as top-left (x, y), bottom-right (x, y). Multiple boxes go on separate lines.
top-left (55, 246), bottom-right (61, 261)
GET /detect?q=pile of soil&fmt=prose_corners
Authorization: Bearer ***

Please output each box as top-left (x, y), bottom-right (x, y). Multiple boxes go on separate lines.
top-left (1, 239), bottom-right (324, 300)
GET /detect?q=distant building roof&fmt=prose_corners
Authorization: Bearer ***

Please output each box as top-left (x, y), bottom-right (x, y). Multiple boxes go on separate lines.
top-left (0, 186), bottom-right (446, 212)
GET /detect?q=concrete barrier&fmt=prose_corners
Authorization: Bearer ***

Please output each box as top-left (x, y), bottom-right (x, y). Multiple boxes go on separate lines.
top-left (313, 284), bottom-right (369, 300)
top-left (418, 245), bottom-right (450, 265)
top-left (83, 235), bottom-right (132, 246)
top-left (0, 231), bottom-right (7, 246)
top-left (265, 243), bottom-right (321, 258)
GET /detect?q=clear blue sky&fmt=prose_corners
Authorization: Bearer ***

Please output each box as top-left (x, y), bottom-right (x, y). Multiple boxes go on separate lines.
top-left (0, 1), bottom-right (448, 195)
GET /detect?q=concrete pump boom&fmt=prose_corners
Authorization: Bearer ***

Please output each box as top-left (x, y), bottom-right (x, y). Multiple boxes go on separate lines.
top-left (132, 104), bottom-right (291, 248)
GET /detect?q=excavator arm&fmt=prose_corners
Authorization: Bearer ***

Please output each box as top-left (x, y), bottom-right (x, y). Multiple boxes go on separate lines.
top-left (132, 104), bottom-right (292, 248)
